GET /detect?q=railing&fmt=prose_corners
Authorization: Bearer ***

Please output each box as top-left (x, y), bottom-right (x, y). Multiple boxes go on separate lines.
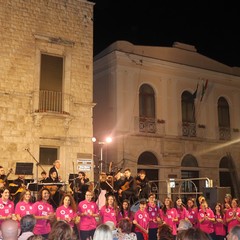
top-left (39, 90), bottom-right (62, 113)
top-left (219, 126), bottom-right (231, 140)
top-left (182, 122), bottom-right (196, 137)
top-left (135, 117), bottom-right (165, 135)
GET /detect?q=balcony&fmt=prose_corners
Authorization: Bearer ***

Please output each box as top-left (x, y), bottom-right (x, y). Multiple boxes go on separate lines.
top-left (219, 126), bottom-right (231, 140)
top-left (135, 117), bottom-right (165, 135)
top-left (182, 122), bottom-right (196, 137)
top-left (35, 90), bottom-right (70, 114)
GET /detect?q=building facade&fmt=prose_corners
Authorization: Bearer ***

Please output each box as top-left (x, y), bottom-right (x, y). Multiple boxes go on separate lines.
top-left (0, 0), bottom-right (94, 181)
top-left (93, 41), bottom-right (240, 199)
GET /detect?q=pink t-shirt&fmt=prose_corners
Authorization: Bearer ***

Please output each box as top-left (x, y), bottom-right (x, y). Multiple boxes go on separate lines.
top-left (78, 200), bottom-right (99, 230)
top-left (134, 209), bottom-right (149, 232)
top-left (117, 209), bottom-right (133, 223)
top-left (100, 205), bottom-right (117, 226)
top-left (147, 203), bottom-right (159, 229)
top-left (159, 208), bottom-right (178, 235)
top-left (198, 208), bottom-right (214, 234)
top-left (176, 206), bottom-right (189, 224)
top-left (187, 207), bottom-right (198, 227)
top-left (0, 198), bottom-right (15, 226)
top-left (32, 201), bottom-right (54, 235)
top-left (225, 207), bottom-right (240, 232)
top-left (15, 201), bottom-right (33, 217)
top-left (214, 213), bottom-right (226, 236)
top-left (56, 205), bottom-right (77, 228)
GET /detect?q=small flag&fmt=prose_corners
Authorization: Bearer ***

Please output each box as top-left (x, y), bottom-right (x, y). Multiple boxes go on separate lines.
top-left (192, 83), bottom-right (199, 99)
top-left (200, 79), bottom-right (208, 101)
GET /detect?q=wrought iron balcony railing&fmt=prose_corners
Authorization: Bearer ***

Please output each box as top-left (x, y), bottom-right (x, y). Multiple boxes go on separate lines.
top-left (182, 122), bottom-right (196, 137)
top-left (219, 126), bottom-right (231, 140)
top-left (135, 117), bottom-right (165, 135)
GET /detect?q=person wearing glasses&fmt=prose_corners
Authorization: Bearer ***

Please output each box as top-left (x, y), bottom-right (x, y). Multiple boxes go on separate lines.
top-left (77, 190), bottom-right (99, 240)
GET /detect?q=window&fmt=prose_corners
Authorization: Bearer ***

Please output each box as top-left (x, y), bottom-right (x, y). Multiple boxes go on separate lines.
top-left (218, 97), bottom-right (230, 127)
top-left (218, 97), bottom-right (231, 140)
top-left (139, 84), bottom-right (155, 118)
top-left (39, 147), bottom-right (58, 165)
top-left (39, 54), bottom-right (63, 112)
top-left (181, 91), bottom-right (195, 123)
top-left (181, 91), bottom-right (196, 137)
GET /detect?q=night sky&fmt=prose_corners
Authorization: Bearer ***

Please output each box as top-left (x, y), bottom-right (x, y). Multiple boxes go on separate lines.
top-left (91, 0), bottom-right (240, 67)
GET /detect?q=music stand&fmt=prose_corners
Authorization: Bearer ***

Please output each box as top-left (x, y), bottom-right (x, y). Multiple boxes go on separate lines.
top-left (15, 163), bottom-right (33, 175)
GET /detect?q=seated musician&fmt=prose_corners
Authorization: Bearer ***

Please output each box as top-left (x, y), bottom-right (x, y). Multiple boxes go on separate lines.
top-left (118, 168), bottom-right (135, 203)
top-left (11, 175), bottom-right (27, 205)
top-left (0, 166), bottom-right (9, 188)
top-left (45, 169), bottom-right (62, 209)
top-left (70, 171), bottom-right (90, 203)
top-left (135, 170), bottom-right (150, 199)
top-left (113, 171), bottom-right (125, 204)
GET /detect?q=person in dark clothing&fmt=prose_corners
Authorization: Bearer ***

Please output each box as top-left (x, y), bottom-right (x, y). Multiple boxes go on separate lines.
top-left (48, 160), bottom-right (61, 182)
top-left (135, 170), bottom-right (150, 199)
top-left (118, 168), bottom-right (136, 204)
top-left (45, 170), bottom-right (62, 209)
top-left (70, 171), bottom-right (90, 204)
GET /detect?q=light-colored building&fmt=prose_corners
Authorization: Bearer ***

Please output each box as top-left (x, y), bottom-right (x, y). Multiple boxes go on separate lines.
top-left (0, 0), bottom-right (94, 182)
top-left (93, 40), bottom-right (240, 200)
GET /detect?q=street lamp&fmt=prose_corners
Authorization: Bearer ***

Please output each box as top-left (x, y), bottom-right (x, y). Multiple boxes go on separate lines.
top-left (92, 136), bottom-right (112, 173)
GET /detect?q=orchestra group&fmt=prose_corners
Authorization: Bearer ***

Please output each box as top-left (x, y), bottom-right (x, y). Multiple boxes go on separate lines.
top-left (0, 163), bottom-right (239, 240)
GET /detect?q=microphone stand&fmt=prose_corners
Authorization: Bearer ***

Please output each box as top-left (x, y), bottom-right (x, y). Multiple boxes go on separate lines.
top-left (72, 161), bottom-right (78, 204)
top-left (25, 148), bottom-right (46, 192)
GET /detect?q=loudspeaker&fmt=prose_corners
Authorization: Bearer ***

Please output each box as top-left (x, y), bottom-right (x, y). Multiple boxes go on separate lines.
top-left (203, 187), bottom-right (231, 209)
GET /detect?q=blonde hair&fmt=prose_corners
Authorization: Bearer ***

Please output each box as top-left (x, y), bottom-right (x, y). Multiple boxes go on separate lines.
top-left (93, 224), bottom-right (113, 240)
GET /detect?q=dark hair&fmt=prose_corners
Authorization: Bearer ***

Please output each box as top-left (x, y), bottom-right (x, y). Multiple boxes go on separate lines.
top-left (120, 199), bottom-right (132, 219)
top-left (48, 220), bottom-right (76, 240)
top-left (138, 170), bottom-right (146, 175)
top-left (118, 219), bottom-right (132, 234)
top-left (20, 214), bottom-right (36, 232)
top-left (182, 228), bottom-right (211, 240)
top-left (124, 168), bottom-right (131, 172)
top-left (158, 223), bottom-right (174, 240)
top-left (37, 187), bottom-right (51, 201)
top-left (41, 171), bottom-right (46, 175)
top-left (78, 171), bottom-right (86, 177)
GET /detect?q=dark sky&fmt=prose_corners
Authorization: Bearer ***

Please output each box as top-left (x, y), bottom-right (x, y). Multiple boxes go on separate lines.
top-left (92, 0), bottom-right (240, 67)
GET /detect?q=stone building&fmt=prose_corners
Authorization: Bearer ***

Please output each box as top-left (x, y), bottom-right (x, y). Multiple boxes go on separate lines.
top-left (0, 0), bottom-right (94, 182)
top-left (93, 41), bottom-right (240, 200)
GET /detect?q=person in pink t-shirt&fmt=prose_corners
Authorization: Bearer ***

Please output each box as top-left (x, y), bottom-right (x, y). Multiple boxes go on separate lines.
top-left (100, 194), bottom-right (118, 227)
top-left (133, 199), bottom-right (149, 240)
top-left (214, 202), bottom-right (226, 240)
top-left (198, 200), bottom-right (215, 239)
top-left (117, 199), bottom-right (133, 223)
top-left (175, 197), bottom-right (190, 226)
top-left (146, 193), bottom-right (160, 240)
top-left (15, 189), bottom-right (34, 222)
top-left (159, 197), bottom-right (178, 236)
top-left (32, 187), bottom-right (55, 239)
top-left (225, 198), bottom-right (240, 233)
top-left (56, 193), bottom-right (78, 228)
top-left (0, 187), bottom-right (15, 226)
top-left (78, 190), bottom-right (99, 240)
top-left (186, 197), bottom-right (198, 228)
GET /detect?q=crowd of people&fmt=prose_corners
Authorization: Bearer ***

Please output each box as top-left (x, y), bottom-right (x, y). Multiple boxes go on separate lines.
top-left (0, 164), bottom-right (240, 240)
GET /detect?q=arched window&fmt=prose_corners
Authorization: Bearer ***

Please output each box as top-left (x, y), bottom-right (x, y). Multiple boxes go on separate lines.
top-left (181, 91), bottom-right (196, 137)
top-left (218, 97), bottom-right (231, 140)
top-left (139, 84), bottom-right (155, 118)
top-left (181, 154), bottom-right (199, 200)
top-left (219, 154), bottom-right (240, 197)
top-left (181, 91), bottom-right (195, 123)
